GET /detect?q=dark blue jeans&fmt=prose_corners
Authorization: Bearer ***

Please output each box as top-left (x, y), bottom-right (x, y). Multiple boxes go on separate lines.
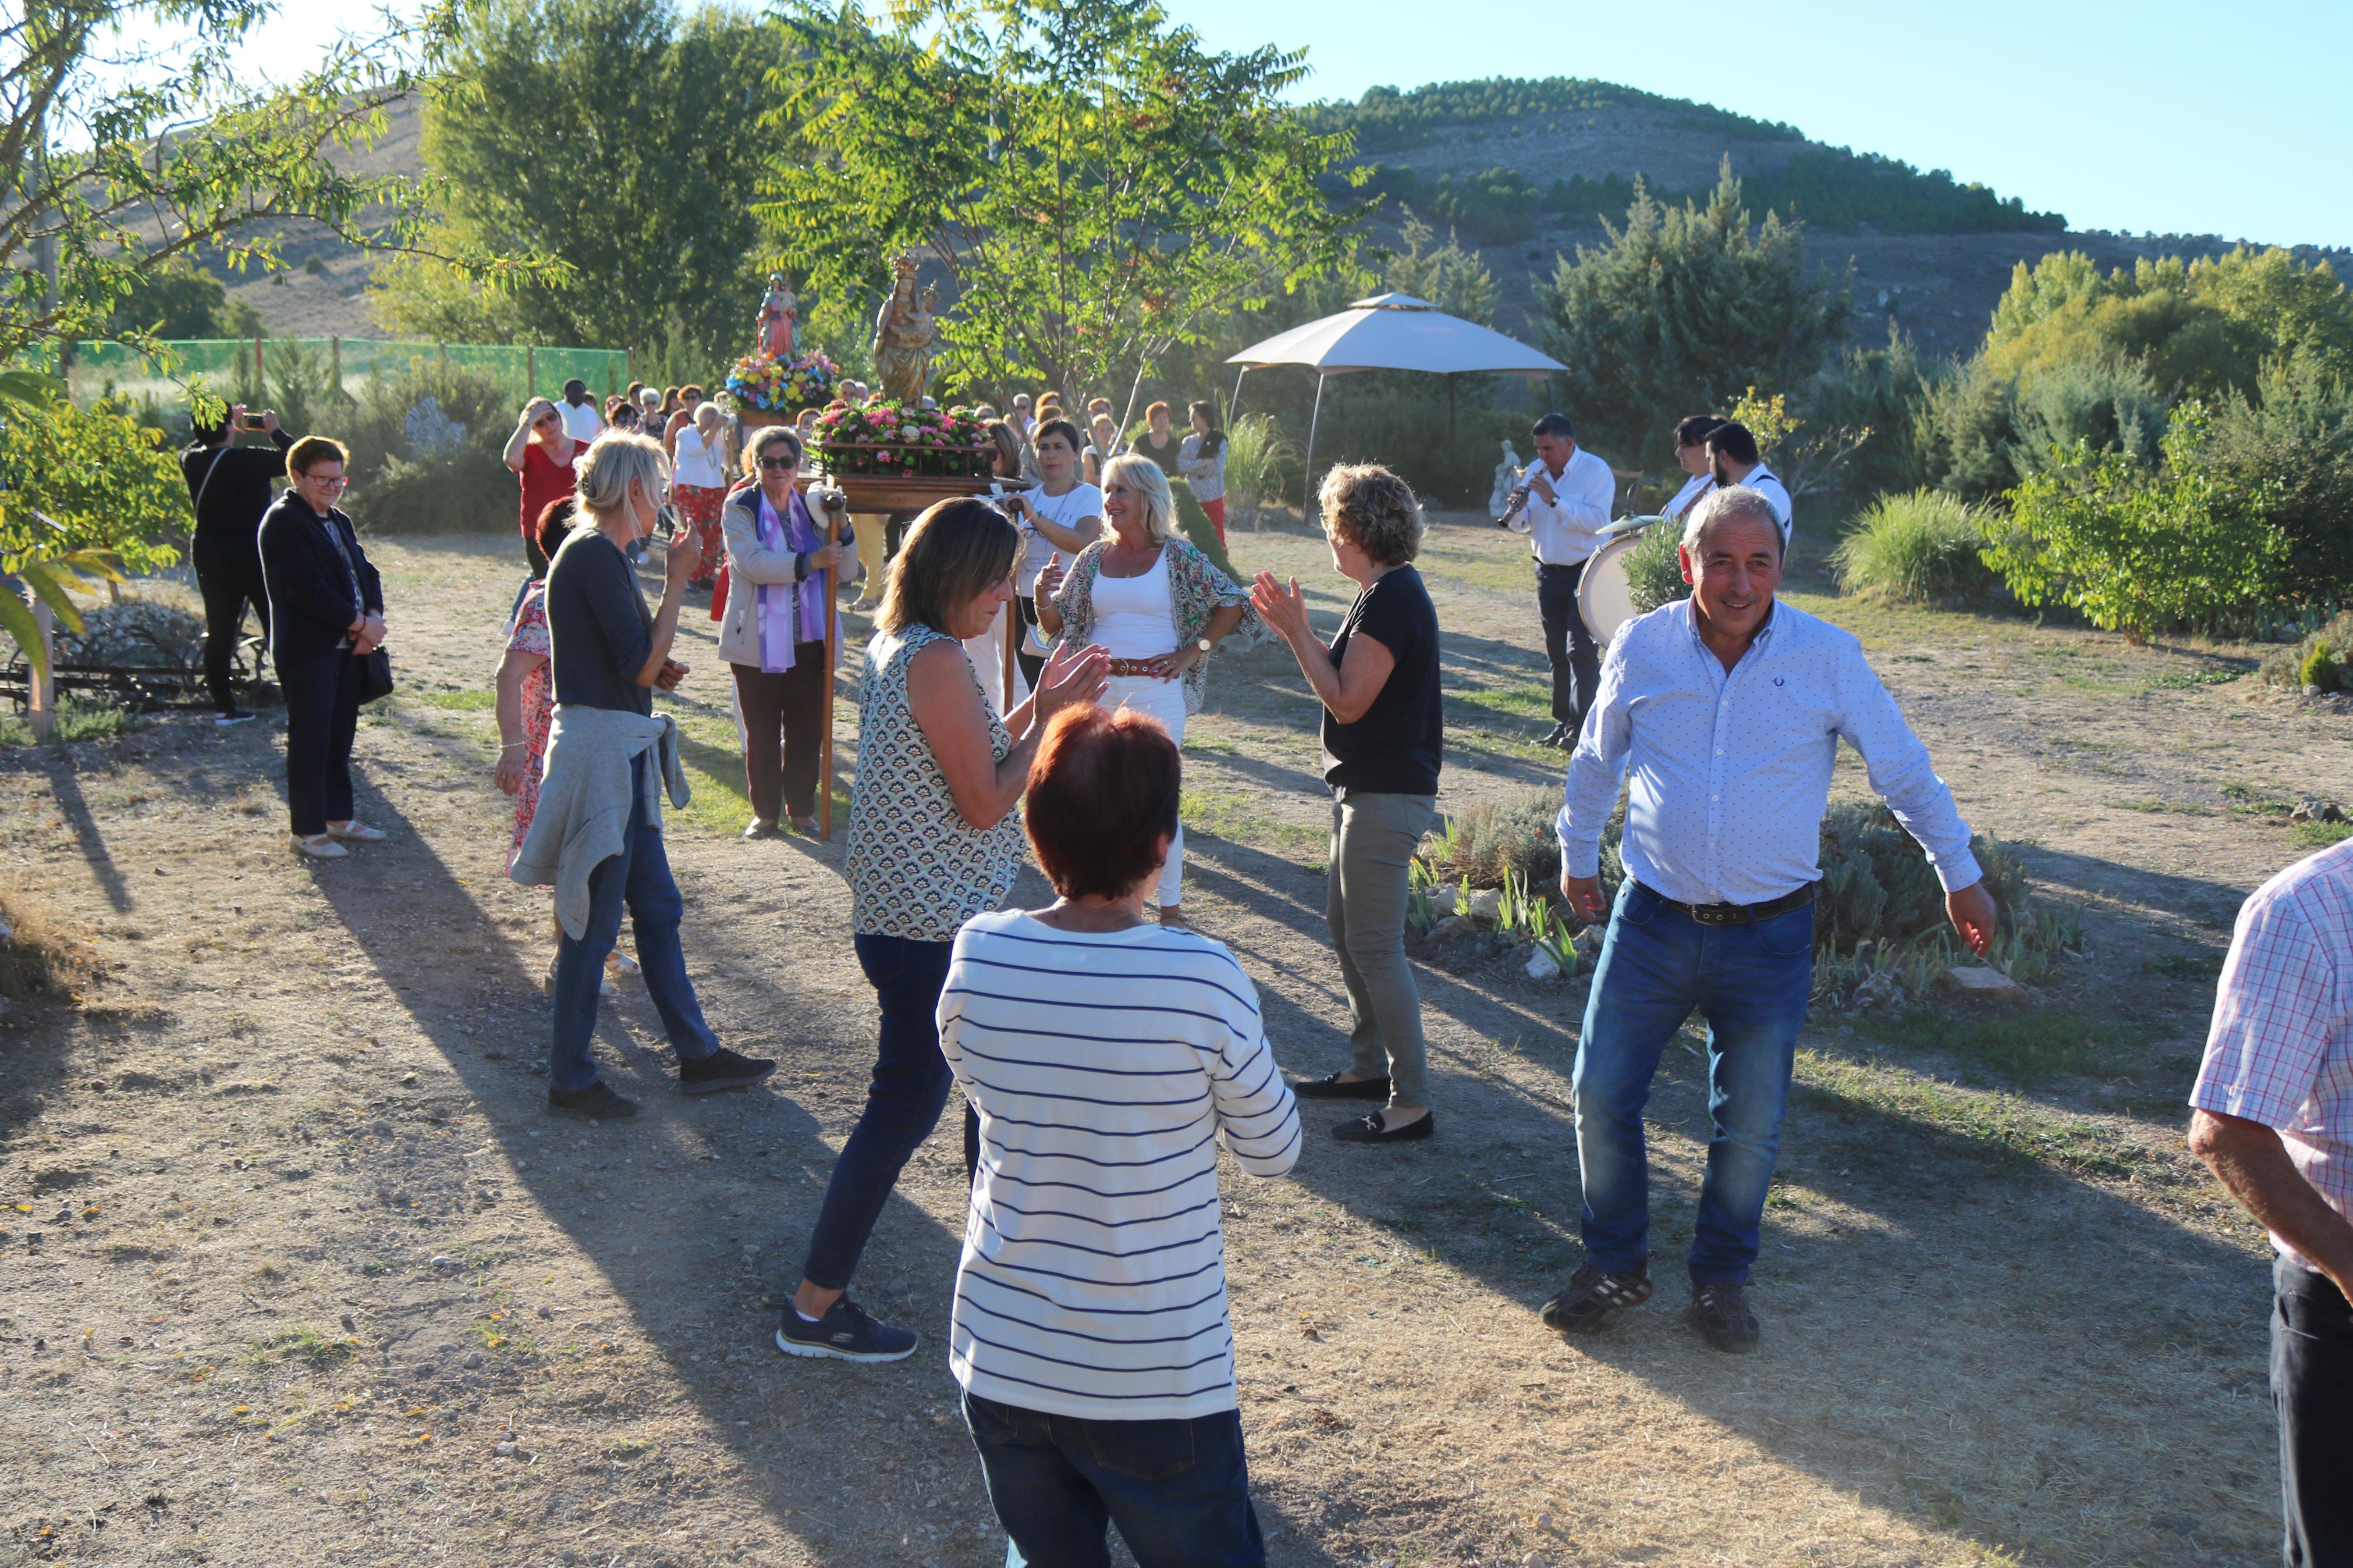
top-left (548, 769), bottom-right (719, 1094)
top-left (1573, 880), bottom-right (1813, 1286)
top-left (798, 933), bottom-right (956, 1290)
top-left (963, 1392), bottom-right (1266, 1568)
top-left (2274, 1256), bottom-right (2353, 1567)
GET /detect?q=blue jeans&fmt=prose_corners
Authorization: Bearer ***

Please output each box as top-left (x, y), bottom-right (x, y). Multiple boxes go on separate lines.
top-left (548, 769), bottom-right (719, 1094)
top-left (798, 933), bottom-right (956, 1290)
top-left (1573, 880), bottom-right (1813, 1285)
top-left (963, 1393), bottom-right (1266, 1568)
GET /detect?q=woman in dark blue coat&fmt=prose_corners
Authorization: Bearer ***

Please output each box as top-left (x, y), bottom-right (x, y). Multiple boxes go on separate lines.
top-left (258, 436), bottom-right (387, 861)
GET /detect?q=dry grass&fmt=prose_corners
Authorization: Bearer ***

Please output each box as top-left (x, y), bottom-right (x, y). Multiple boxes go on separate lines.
top-left (0, 891), bottom-right (76, 999)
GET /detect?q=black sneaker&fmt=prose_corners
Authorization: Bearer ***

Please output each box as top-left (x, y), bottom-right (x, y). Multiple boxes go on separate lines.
top-left (773, 1297), bottom-right (916, 1363)
top-left (679, 1046), bottom-right (776, 1096)
top-left (1330, 1108), bottom-right (1433, 1143)
top-left (1541, 721), bottom-right (1569, 748)
top-left (1688, 1281), bottom-right (1760, 1353)
top-left (1540, 1260), bottom-right (1654, 1335)
top-left (548, 1081), bottom-right (638, 1121)
top-left (1291, 1072), bottom-right (1390, 1101)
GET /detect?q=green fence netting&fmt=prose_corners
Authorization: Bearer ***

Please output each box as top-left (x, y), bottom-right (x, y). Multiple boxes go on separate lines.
top-left (67, 337), bottom-right (630, 408)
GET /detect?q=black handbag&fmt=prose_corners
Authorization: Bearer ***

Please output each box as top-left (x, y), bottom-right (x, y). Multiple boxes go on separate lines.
top-left (357, 646), bottom-right (394, 704)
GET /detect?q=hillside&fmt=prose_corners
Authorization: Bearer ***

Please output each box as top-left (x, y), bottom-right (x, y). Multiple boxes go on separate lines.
top-left (197, 79), bottom-right (2348, 366)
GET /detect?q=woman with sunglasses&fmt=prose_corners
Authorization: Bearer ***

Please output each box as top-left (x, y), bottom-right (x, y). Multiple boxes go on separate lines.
top-left (716, 425), bottom-right (853, 837)
top-left (503, 397), bottom-right (587, 577)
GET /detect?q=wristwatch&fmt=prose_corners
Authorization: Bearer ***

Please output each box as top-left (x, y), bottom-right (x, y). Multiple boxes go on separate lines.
top-left (1194, 637), bottom-right (1216, 654)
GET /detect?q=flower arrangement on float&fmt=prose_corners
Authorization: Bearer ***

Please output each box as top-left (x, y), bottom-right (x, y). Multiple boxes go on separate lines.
top-left (812, 398), bottom-right (995, 478)
top-left (721, 349), bottom-right (840, 413)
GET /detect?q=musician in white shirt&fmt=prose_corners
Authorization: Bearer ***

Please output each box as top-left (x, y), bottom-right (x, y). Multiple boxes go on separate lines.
top-left (1705, 422), bottom-right (1792, 542)
top-left (1503, 413), bottom-right (1618, 748)
top-left (1663, 414), bottom-right (1727, 522)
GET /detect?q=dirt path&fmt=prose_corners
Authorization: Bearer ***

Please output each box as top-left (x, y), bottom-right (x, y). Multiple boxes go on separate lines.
top-left (1, 514), bottom-right (2341, 1567)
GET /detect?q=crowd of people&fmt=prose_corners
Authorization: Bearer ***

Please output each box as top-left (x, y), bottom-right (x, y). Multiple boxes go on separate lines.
top-left (172, 389), bottom-right (2352, 1568)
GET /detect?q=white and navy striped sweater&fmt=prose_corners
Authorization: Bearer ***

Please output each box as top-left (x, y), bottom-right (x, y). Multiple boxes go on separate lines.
top-left (939, 910), bottom-right (1301, 1421)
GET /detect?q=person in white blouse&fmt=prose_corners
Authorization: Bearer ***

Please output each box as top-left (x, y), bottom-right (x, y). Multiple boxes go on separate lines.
top-left (1704, 422), bottom-right (1793, 543)
top-left (1502, 412), bottom-right (1617, 748)
top-left (1662, 414), bottom-right (1727, 522)
top-left (556, 379), bottom-right (604, 442)
top-left (998, 418), bottom-right (1102, 691)
top-left (1545, 486), bottom-right (1997, 1355)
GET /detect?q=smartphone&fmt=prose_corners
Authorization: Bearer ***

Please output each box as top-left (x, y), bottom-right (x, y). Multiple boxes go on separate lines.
top-left (237, 413), bottom-right (268, 431)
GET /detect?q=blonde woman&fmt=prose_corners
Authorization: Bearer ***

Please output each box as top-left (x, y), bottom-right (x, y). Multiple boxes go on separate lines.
top-left (1035, 454), bottom-right (1251, 927)
top-left (672, 401), bottom-right (734, 588)
top-left (512, 431), bottom-right (776, 1120)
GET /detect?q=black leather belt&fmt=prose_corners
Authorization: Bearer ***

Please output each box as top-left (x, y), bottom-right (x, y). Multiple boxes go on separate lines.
top-left (1635, 880), bottom-right (1816, 927)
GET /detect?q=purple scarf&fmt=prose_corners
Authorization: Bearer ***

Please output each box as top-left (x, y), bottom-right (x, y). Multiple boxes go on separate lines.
top-left (755, 485), bottom-right (826, 673)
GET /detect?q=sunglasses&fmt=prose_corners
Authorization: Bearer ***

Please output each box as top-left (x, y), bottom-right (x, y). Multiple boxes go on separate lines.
top-left (757, 453), bottom-right (799, 471)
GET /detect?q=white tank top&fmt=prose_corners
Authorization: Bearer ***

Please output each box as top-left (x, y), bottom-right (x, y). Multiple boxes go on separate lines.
top-left (673, 425), bottom-right (726, 489)
top-left (1089, 549), bottom-right (1177, 659)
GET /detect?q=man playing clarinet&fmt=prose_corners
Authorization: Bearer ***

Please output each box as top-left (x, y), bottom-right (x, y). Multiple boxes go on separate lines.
top-left (1546, 486), bottom-right (1998, 1353)
top-left (1502, 413), bottom-right (1617, 748)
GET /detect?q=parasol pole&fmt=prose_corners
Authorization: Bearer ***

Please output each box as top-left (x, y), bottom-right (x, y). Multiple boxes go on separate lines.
top-left (1229, 365), bottom-right (1248, 423)
top-left (1301, 372), bottom-right (1326, 514)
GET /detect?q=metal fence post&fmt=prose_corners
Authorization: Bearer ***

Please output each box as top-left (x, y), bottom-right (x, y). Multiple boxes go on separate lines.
top-left (527, 346), bottom-right (536, 399)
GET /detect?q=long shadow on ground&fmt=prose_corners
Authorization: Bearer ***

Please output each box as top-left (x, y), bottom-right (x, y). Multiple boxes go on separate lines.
top-left (1180, 824), bottom-right (2277, 1565)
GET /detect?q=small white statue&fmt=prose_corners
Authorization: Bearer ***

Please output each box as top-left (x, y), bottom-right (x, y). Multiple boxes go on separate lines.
top-left (1488, 440), bottom-right (1522, 515)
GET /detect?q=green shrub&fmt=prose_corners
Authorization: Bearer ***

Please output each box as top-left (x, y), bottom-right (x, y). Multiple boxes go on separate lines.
top-left (1621, 519), bottom-right (1687, 616)
top-left (1167, 478), bottom-right (1240, 582)
top-left (1986, 405), bottom-right (2292, 636)
top-left (0, 697), bottom-right (140, 746)
top-left (2262, 611), bottom-right (2353, 691)
top-left (2299, 641), bottom-right (2341, 692)
top-left (1831, 489), bottom-right (1997, 603)
top-left (1429, 789), bottom-right (1562, 890)
top-left (334, 363), bottom-right (520, 535)
top-left (1220, 413), bottom-right (1295, 527)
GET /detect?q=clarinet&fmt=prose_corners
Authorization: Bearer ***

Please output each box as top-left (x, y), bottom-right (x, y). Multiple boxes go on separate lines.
top-left (1493, 467), bottom-right (1538, 528)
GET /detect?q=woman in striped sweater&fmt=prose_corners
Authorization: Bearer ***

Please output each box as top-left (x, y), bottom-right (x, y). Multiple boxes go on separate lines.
top-left (939, 704), bottom-right (1300, 1568)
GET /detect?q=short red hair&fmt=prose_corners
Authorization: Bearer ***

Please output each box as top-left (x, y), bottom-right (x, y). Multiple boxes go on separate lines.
top-left (1025, 706), bottom-right (1180, 901)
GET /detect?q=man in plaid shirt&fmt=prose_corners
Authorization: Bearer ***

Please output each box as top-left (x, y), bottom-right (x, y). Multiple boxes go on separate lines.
top-left (2188, 837), bottom-right (2353, 1567)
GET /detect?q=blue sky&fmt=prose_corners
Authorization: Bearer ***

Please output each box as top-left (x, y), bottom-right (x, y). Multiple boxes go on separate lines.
top-left (216, 0), bottom-right (2353, 249)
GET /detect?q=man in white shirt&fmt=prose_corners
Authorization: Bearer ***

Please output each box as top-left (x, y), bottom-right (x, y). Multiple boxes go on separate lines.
top-left (1503, 413), bottom-right (1618, 747)
top-left (1705, 422), bottom-right (1791, 543)
top-left (558, 379), bottom-right (604, 443)
top-left (1546, 486), bottom-right (1996, 1354)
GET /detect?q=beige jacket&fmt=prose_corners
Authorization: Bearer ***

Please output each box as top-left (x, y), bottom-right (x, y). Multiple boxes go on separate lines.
top-left (509, 705), bottom-right (690, 939)
top-left (716, 489), bottom-right (809, 668)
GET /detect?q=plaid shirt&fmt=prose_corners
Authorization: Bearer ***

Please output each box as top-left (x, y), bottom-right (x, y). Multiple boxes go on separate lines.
top-left (2190, 838), bottom-right (2353, 1272)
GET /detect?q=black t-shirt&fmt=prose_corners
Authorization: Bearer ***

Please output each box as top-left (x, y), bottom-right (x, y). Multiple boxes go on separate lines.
top-left (544, 529), bottom-right (652, 716)
top-left (1321, 565), bottom-right (1442, 797)
top-left (1131, 429), bottom-right (1183, 476)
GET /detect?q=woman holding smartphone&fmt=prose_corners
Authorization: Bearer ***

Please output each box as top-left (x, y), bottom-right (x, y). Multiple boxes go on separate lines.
top-left (998, 418), bottom-right (1101, 692)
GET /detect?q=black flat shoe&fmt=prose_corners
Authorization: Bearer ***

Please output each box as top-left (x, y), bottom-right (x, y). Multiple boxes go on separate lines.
top-left (679, 1046), bottom-right (777, 1095)
top-left (549, 1081), bottom-right (638, 1121)
top-left (1291, 1072), bottom-right (1390, 1101)
top-left (1331, 1108), bottom-right (1433, 1143)
top-left (1688, 1281), bottom-right (1760, 1354)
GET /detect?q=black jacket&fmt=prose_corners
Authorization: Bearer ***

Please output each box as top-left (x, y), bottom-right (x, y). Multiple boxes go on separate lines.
top-left (258, 491), bottom-right (384, 667)
top-left (180, 431), bottom-right (295, 549)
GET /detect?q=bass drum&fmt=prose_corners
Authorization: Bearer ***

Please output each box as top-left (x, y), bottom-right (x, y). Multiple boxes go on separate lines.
top-left (1577, 516), bottom-right (1662, 645)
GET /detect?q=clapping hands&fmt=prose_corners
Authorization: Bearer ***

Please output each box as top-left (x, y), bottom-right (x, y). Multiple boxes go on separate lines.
top-left (1248, 571), bottom-right (1311, 644)
top-left (1034, 638), bottom-right (1107, 719)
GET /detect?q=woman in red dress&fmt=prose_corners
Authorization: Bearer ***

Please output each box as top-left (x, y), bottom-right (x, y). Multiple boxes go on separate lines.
top-left (502, 397), bottom-right (585, 577)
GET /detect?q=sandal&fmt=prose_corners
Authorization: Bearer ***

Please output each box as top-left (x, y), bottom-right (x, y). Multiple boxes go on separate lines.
top-left (1541, 1261), bottom-right (1654, 1335)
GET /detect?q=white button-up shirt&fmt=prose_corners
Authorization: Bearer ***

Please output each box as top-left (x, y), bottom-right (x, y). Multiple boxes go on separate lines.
top-left (2191, 839), bottom-right (2353, 1274)
top-left (1663, 472), bottom-right (1715, 521)
top-left (1557, 599), bottom-right (1981, 906)
top-left (1506, 444), bottom-right (1616, 566)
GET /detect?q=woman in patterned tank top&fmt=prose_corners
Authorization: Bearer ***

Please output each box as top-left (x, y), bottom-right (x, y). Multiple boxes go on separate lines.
top-left (776, 498), bottom-right (1108, 1365)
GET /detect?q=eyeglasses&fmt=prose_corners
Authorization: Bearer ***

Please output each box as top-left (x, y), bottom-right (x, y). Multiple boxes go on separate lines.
top-left (303, 474), bottom-right (349, 489)
top-left (757, 454), bottom-right (798, 471)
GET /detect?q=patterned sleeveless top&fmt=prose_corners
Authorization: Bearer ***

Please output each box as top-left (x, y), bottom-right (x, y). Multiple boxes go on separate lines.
top-left (847, 624), bottom-right (1024, 941)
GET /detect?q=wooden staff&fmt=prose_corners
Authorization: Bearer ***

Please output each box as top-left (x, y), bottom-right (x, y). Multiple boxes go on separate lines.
top-left (821, 547), bottom-right (839, 842)
top-left (1002, 582), bottom-right (1020, 717)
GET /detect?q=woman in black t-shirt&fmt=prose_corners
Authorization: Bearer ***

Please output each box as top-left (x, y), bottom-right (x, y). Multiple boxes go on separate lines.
top-left (1250, 464), bottom-right (1443, 1146)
